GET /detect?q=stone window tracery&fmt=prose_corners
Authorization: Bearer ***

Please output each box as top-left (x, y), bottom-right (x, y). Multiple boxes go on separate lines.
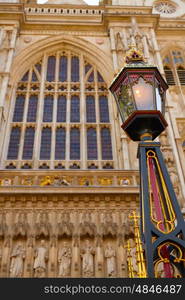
top-left (154, 1), bottom-right (177, 15)
top-left (163, 50), bottom-right (185, 86)
top-left (6, 50), bottom-right (114, 169)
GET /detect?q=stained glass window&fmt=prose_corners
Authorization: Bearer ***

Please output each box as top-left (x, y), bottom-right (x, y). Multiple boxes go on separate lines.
top-left (55, 127), bottom-right (66, 160)
top-left (13, 95), bottom-right (25, 122)
top-left (32, 70), bottom-right (38, 82)
top-left (87, 128), bottom-right (97, 160)
top-left (87, 71), bottom-right (94, 82)
top-left (86, 95), bottom-right (96, 123)
top-left (163, 51), bottom-right (185, 86)
top-left (22, 127), bottom-right (35, 159)
top-left (8, 52), bottom-right (113, 169)
top-left (85, 64), bottom-right (92, 74)
top-left (46, 56), bottom-right (56, 82)
top-left (57, 96), bottom-right (66, 122)
top-left (40, 127), bottom-right (52, 160)
top-left (71, 56), bottom-right (79, 82)
top-left (21, 71), bottom-right (29, 82)
top-left (101, 128), bottom-right (113, 160)
top-left (99, 95), bottom-right (109, 123)
top-left (70, 128), bottom-right (80, 160)
top-left (27, 95), bottom-right (38, 122)
top-left (7, 127), bottom-right (21, 159)
top-left (43, 95), bottom-right (53, 122)
top-left (59, 56), bottom-right (67, 82)
top-left (35, 63), bottom-right (41, 73)
top-left (97, 71), bottom-right (104, 82)
top-left (70, 95), bottom-right (80, 122)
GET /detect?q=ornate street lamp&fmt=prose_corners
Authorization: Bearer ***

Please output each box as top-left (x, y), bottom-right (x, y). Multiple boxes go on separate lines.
top-left (110, 47), bottom-right (185, 278)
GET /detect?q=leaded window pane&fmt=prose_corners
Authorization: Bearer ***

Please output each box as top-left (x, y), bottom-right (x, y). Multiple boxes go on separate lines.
top-left (87, 128), bottom-right (97, 160)
top-left (13, 95), bottom-right (25, 122)
top-left (86, 95), bottom-right (96, 123)
top-left (46, 56), bottom-right (56, 82)
top-left (57, 96), bottom-right (66, 122)
top-left (55, 127), bottom-right (66, 160)
top-left (71, 56), bottom-right (79, 82)
top-left (101, 128), bottom-right (113, 160)
top-left (7, 127), bottom-right (21, 159)
top-left (40, 127), bottom-right (52, 160)
top-left (70, 95), bottom-right (80, 122)
top-left (27, 95), bottom-right (38, 122)
top-left (22, 127), bottom-right (35, 159)
top-left (43, 95), bottom-right (53, 122)
top-left (99, 95), bottom-right (109, 123)
top-left (70, 128), bottom-right (80, 160)
top-left (59, 56), bottom-right (67, 82)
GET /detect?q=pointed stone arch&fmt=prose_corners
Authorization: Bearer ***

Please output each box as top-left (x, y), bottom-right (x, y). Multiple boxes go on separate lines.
top-left (10, 35), bottom-right (114, 87)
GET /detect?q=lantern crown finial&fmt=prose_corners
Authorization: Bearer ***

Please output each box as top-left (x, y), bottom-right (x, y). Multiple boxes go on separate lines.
top-left (125, 45), bottom-right (145, 65)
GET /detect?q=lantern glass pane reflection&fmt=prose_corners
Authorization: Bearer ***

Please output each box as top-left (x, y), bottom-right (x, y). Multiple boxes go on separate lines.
top-left (132, 77), bottom-right (154, 110)
top-left (156, 86), bottom-right (162, 112)
top-left (118, 83), bottom-right (135, 121)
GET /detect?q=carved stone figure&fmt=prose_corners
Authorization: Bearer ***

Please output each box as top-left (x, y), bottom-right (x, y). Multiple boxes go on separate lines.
top-left (33, 240), bottom-right (48, 277)
top-left (0, 213), bottom-right (6, 238)
top-left (10, 243), bottom-right (25, 277)
top-left (58, 242), bottom-right (72, 277)
top-left (53, 177), bottom-right (61, 186)
top-left (104, 243), bottom-right (116, 277)
top-left (57, 212), bottom-right (73, 237)
top-left (169, 168), bottom-right (180, 196)
top-left (79, 211), bottom-right (96, 237)
top-left (81, 240), bottom-right (95, 277)
top-left (2, 178), bottom-right (11, 186)
top-left (35, 212), bottom-right (50, 237)
top-left (101, 212), bottom-right (118, 237)
top-left (14, 212), bottom-right (28, 237)
top-left (119, 177), bottom-right (130, 186)
top-left (40, 176), bottom-right (52, 186)
top-left (61, 177), bottom-right (70, 186)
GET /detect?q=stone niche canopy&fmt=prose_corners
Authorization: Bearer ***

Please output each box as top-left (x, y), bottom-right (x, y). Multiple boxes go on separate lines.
top-left (46, 0), bottom-right (88, 4)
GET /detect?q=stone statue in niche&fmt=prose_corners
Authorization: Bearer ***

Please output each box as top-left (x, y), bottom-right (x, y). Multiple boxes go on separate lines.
top-left (10, 243), bottom-right (25, 277)
top-left (0, 213), bottom-right (6, 238)
top-left (81, 240), bottom-right (95, 277)
top-left (169, 167), bottom-right (180, 197)
top-left (57, 212), bottom-right (73, 237)
top-left (35, 212), bottom-right (50, 237)
top-left (79, 211), bottom-right (96, 237)
top-left (162, 148), bottom-right (174, 165)
top-left (14, 212), bottom-right (28, 237)
top-left (101, 212), bottom-right (117, 237)
top-left (33, 240), bottom-right (48, 278)
top-left (104, 243), bottom-right (117, 277)
top-left (58, 242), bottom-right (72, 277)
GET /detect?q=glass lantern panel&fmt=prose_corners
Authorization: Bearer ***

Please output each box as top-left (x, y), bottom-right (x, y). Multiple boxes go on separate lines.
top-left (155, 86), bottom-right (162, 112)
top-left (117, 83), bottom-right (135, 120)
top-left (132, 77), bottom-right (154, 110)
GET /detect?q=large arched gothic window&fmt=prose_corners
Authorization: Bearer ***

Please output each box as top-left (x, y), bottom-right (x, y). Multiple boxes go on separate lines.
top-left (6, 50), bottom-right (114, 169)
top-left (163, 50), bottom-right (185, 86)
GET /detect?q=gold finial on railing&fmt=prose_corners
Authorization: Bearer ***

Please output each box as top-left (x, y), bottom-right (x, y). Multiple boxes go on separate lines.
top-left (128, 211), bottom-right (147, 278)
top-left (125, 240), bottom-right (135, 278)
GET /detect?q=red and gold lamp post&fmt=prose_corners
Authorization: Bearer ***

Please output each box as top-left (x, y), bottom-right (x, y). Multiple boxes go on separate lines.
top-left (109, 47), bottom-right (185, 278)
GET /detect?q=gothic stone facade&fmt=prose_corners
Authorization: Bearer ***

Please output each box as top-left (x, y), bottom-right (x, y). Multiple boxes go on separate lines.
top-left (0, 0), bottom-right (185, 278)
